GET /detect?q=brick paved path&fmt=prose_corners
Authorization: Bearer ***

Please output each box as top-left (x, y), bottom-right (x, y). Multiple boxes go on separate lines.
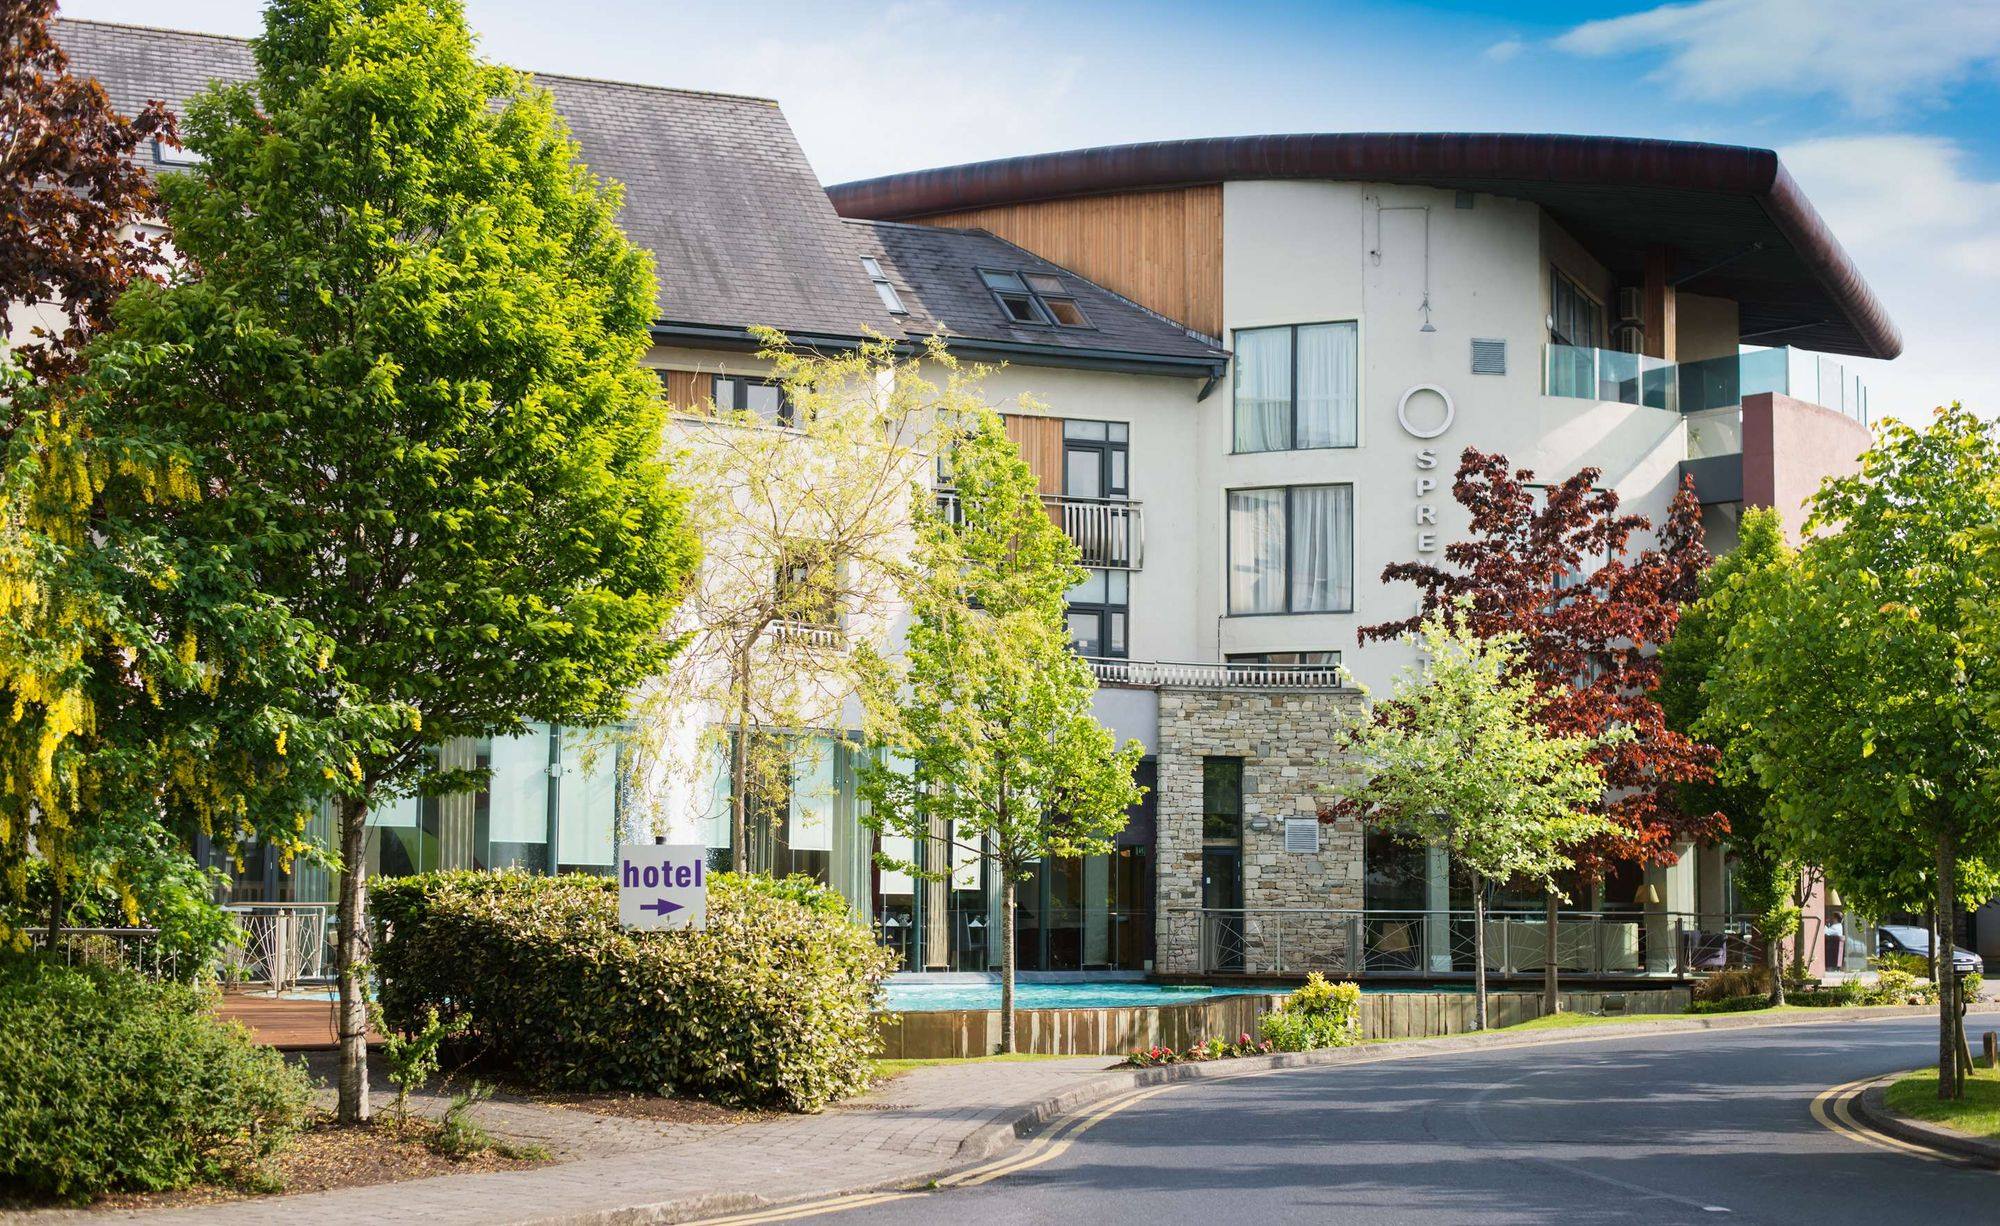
top-left (40, 1055), bottom-right (1127, 1225)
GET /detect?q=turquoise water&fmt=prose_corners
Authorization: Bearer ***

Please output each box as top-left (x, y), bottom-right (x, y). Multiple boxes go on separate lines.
top-left (880, 981), bottom-right (1276, 1013)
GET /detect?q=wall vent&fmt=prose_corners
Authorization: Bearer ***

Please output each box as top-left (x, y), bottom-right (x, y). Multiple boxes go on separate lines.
top-left (1470, 338), bottom-right (1507, 375)
top-left (1284, 818), bottom-right (1321, 854)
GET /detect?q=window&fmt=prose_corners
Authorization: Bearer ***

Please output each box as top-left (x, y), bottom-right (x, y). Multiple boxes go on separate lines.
top-left (1067, 568), bottom-right (1128, 658)
top-left (1202, 758), bottom-right (1243, 841)
top-left (1227, 485), bottom-right (1354, 615)
top-left (153, 138), bottom-right (204, 167)
top-left (1061, 418), bottom-right (1128, 500)
top-left (979, 268), bottom-right (1092, 329)
top-left (714, 375), bottom-right (791, 426)
top-left (775, 542), bottom-right (841, 628)
top-left (1549, 270), bottom-right (1602, 348)
top-left (861, 256), bottom-right (907, 315)
top-left (1232, 322), bottom-right (1358, 452)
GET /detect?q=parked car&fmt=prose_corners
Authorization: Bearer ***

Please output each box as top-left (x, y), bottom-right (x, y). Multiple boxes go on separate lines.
top-left (1876, 924), bottom-right (1983, 974)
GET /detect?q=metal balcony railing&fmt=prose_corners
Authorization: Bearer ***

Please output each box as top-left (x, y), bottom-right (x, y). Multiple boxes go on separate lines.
top-left (1160, 907), bottom-right (1816, 979)
top-left (1087, 658), bottom-right (1349, 689)
top-left (935, 489), bottom-right (1144, 570)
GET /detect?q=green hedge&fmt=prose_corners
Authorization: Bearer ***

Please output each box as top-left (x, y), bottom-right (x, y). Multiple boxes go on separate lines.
top-left (371, 870), bottom-right (897, 1112)
top-left (0, 955), bottom-right (312, 1202)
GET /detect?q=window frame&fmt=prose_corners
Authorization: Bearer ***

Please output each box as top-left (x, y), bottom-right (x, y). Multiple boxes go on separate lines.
top-left (1065, 567), bottom-right (1129, 659)
top-left (1061, 418), bottom-right (1130, 501)
top-left (713, 374), bottom-right (793, 426)
top-left (1201, 757), bottom-right (1244, 843)
top-left (977, 266), bottom-right (1095, 331)
top-left (1224, 483), bottom-right (1357, 617)
top-left (1548, 268), bottom-right (1604, 349)
top-left (1229, 320), bottom-right (1360, 454)
top-left (861, 256), bottom-right (908, 316)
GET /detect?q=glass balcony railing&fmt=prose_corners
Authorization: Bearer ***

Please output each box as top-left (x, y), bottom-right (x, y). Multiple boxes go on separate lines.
top-left (1546, 344), bottom-right (1870, 426)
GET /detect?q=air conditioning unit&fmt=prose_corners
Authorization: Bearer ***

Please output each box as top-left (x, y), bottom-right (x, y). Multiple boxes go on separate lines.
top-left (1617, 286), bottom-right (1644, 323)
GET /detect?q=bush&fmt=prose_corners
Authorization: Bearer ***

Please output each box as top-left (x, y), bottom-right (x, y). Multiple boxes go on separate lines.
top-left (0, 954), bottom-right (311, 1202)
top-left (1688, 994), bottom-right (1774, 1015)
top-left (1876, 951), bottom-right (1931, 979)
top-left (371, 870), bottom-right (896, 1112)
top-left (1259, 973), bottom-right (1363, 1053)
top-left (1692, 967), bottom-right (1770, 1002)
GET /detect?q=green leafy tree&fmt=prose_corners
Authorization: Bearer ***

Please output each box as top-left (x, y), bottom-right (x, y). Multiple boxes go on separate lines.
top-left (1657, 507), bottom-right (1801, 1004)
top-left (860, 409), bottom-right (1144, 1052)
top-left (2, 0), bottom-right (362, 951)
top-left (1704, 406), bottom-right (2000, 1098)
top-left (1331, 607), bottom-right (1621, 1029)
top-left (57, 0), bottom-right (696, 1120)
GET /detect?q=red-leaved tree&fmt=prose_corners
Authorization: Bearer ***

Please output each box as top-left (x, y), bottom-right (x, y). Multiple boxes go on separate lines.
top-left (1, 0), bottom-right (172, 380)
top-left (1359, 449), bottom-right (1722, 1005)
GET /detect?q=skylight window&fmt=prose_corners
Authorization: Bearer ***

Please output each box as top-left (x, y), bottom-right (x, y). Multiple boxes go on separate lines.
top-left (861, 256), bottom-right (906, 315)
top-left (152, 138), bottom-right (204, 167)
top-left (979, 268), bottom-right (1091, 329)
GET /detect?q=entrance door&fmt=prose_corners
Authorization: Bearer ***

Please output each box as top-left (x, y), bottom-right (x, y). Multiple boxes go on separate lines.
top-left (1202, 847), bottom-right (1244, 972)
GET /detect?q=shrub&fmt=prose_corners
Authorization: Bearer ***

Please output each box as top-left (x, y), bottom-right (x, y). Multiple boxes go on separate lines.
top-left (1259, 973), bottom-right (1363, 1053)
top-left (1691, 967), bottom-right (1769, 1002)
top-left (1876, 951), bottom-right (1931, 979)
top-left (371, 870), bottom-right (897, 1112)
top-left (0, 954), bottom-right (311, 1202)
top-left (1688, 994), bottom-right (1774, 1015)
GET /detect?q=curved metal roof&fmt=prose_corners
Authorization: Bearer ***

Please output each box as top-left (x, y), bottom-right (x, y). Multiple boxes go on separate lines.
top-left (827, 133), bottom-right (1901, 361)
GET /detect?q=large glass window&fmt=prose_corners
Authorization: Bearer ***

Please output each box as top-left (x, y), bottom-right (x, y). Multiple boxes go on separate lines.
top-left (1549, 269), bottom-right (1602, 348)
top-left (1202, 758), bottom-right (1243, 841)
top-left (1062, 418), bottom-right (1128, 500)
top-left (1232, 322), bottom-right (1358, 453)
top-left (713, 374), bottom-right (791, 426)
top-left (1227, 484), bottom-right (1354, 615)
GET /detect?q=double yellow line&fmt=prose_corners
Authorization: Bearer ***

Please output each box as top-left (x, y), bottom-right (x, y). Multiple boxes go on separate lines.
top-left (1808, 1073), bottom-right (1971, 1165)
top-left (694, 1070), bottom-right (1249, 1223)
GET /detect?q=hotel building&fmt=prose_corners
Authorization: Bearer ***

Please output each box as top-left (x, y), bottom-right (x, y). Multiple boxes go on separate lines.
top-left (58, 20), bottom-right (1892, 981)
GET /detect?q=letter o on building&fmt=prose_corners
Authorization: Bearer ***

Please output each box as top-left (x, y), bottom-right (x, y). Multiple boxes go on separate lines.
top-left (1397, 384), bottom-right (1456, 440)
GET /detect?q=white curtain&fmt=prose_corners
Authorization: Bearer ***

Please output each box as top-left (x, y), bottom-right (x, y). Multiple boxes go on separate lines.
top-left (1233, 328), bottom-right (1293, 452)
top-left (1289, 485), bottom-right (1353, 612)
top-left (1228, 488), bottom-right (1287, 613)
top-left (1296, 322), bottom-right (1357, 448)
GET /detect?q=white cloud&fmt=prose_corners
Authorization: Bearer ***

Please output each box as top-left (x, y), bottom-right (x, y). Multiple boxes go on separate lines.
top-left (1556, 0), bottom-right (2000, 116)
top-left (1779, 134), bottom-right (2000, 421)
top-left (1484, 38), bottom-right (1525, 63)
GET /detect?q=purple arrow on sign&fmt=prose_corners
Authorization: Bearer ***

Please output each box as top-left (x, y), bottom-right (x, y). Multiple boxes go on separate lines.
top-left (640, 898), bottom-right (684, 918)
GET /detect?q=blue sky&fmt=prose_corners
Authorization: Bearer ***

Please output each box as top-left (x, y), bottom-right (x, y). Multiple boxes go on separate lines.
top-left (61, 0), bottom-right (2000, 421)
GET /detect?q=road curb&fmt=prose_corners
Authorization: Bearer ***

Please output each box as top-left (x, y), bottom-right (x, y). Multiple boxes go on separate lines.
top-left (1846, 1076), bottom-right (2000, 1168)
top-left (541, 1002), bottom-right (2000, 1224)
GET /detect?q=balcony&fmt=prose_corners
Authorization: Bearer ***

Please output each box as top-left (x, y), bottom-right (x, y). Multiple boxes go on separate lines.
top-left (1545, 344), bottom-right (1869, 425)
top-left (936, 490), bottom-right (1145, 570)
top-left (1087, 658), bottom-right (1349, 689)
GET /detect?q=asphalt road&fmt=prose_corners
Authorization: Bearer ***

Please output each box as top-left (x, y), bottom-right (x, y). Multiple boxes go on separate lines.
top-left (813, 1016), bottom-right (1998, 1225)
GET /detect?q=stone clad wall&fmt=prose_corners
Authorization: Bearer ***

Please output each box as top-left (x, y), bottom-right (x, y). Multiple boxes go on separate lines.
top-left (1154, 687), bottom-right (1368, 973)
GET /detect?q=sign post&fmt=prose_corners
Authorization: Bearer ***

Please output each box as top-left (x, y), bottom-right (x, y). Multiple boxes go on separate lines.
top-left (618, 843), bottom-right (709, 931)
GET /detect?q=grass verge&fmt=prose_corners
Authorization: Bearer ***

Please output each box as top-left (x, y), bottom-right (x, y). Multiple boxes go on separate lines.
top-left (1884, 1066), bottom-right (2000, 1139)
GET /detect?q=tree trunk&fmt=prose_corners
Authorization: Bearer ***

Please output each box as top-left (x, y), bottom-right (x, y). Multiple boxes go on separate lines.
top-left (336, 794), bottom-right (372, 1124)
top-left (1542, 891), bottom-right (1559, 1018)
top-left (1000, 873), bottom-right (1018, 1054)
top-left (1767, 918), bottom-right (1786, 1007)
top-left (46, 861), bottom-right (66, 952)
top-left (1472, 878), bottom-right (1489, 1032)
top-left (729, 676), bottom-right (751, 874)
top-left (1938, 834), bottom-right (1963, 1101)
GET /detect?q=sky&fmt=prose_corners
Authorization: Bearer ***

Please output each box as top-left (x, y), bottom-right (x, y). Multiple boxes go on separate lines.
top-left (58, 0), bottom-right (2000, 423)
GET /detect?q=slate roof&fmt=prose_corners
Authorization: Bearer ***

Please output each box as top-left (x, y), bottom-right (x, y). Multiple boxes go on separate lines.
top-left (850, 221), bottom-right (1227, 366)
top-left (53, 19), bottom-right (1225, 372)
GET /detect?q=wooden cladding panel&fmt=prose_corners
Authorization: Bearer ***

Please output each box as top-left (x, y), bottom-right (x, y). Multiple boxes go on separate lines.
top-left (915, 185), bottom-right (1223, 339)
top-left (1002, 413), bottom-right (1064, 498)
top-left (660, 368), bottom-right (711, 413)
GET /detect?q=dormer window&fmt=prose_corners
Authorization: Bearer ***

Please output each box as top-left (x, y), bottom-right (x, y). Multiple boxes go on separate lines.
top-left (152, 138), bottom-right (204, 167)
top-left (861, 257), bottom-right (907, 315)
top-left (979, 268), bottom-right (1092, 329)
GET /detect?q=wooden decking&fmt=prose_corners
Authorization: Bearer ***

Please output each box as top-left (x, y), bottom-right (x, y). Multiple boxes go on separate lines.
top-left (217, 991), bottom-right (382, 1050)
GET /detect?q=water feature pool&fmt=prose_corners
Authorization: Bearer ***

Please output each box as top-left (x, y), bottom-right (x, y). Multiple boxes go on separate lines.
top-left (879, 980), bottom-right (1275, 1013)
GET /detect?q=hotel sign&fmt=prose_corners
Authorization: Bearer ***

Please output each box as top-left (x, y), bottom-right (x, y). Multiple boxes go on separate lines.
top-left (1397, 384), bottom-right (1456, 554)
top-left (618, 843), bottom-right (709, 931)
